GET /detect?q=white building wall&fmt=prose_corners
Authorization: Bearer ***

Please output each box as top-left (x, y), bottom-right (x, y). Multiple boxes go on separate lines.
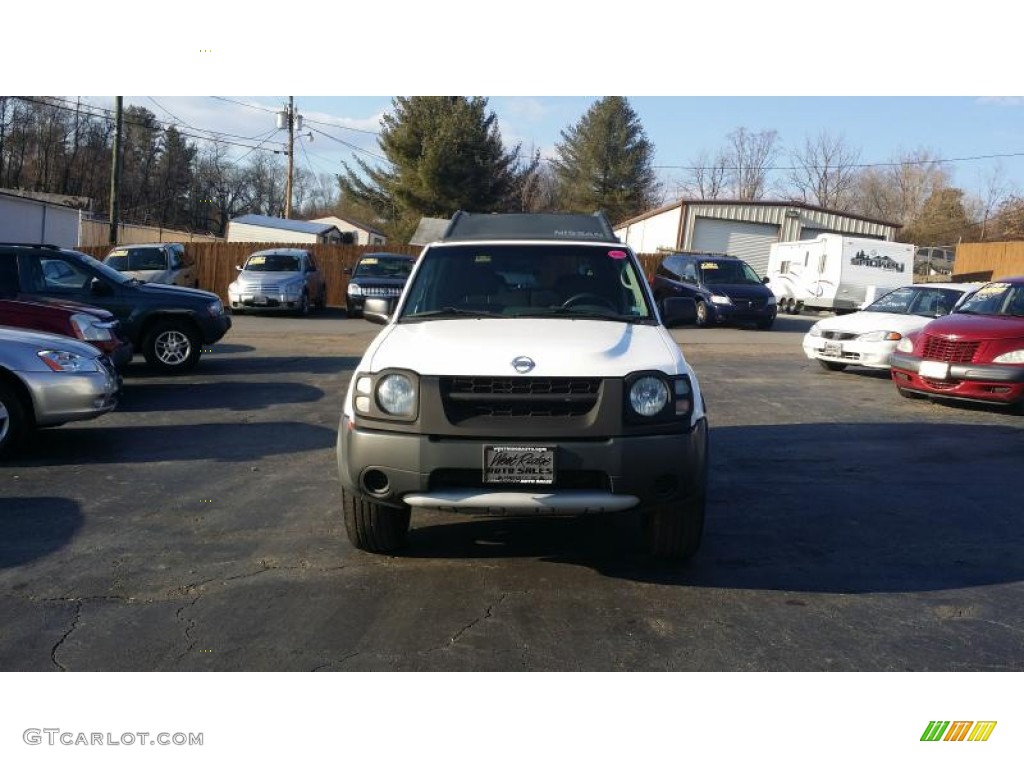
top-left (614, 206), bottom-right (682, 253)
top-left (226, 222), bottom-right (318, 244)
top-left (0, 195), bottom-right (79, 247)
top-left (310, 216), bottom-right (386, 245)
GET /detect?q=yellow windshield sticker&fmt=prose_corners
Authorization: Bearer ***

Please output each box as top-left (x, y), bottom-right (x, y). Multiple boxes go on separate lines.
top-left (475, 254), bottom-right (492, 263)
top-left (975, 283), bottom-right (1008, 296)
top-left (360, 257), bottom-right (379, 265)
top-left (700, 262), bottom-right (720, 270)
top-left (248, 255), bottom-right (266, 265)
top-left (111, 249), bottom-right (128, 256)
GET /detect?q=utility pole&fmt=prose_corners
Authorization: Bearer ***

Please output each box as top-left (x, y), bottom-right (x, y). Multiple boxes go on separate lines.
top-left (285, 96), bottom-right (295, 218)
top-left (108, 96), bottom-right (123, 245)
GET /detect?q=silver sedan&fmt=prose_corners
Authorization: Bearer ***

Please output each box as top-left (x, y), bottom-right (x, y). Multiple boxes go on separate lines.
top-left (0, 326), bottom-right (119, 457)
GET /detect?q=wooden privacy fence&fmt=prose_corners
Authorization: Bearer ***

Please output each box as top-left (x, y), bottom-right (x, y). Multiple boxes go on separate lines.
top-left (953, 242), bottom-right (1024, 282)
top-left (75, 242), bottom-right (669, 305)
top-left (76, 242), bottom-right (421, 306)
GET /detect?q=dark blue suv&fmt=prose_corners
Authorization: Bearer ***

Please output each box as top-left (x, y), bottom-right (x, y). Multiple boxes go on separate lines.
top-left (652, 252), bottom-right (777, 329)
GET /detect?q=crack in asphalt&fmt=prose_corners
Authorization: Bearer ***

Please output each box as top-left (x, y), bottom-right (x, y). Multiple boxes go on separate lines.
top-left (173, 561), bottom-right (350, 664)
top-left (437, 593), bottom-right (509, 651)
top-left (50, 600), bottom-right (83, 672)
top-left (311, 651), bottom-right (362, 671)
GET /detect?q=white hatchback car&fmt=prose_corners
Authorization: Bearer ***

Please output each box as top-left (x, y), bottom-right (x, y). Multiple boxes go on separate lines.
top-left (803, 283), bottom-right (976, 371)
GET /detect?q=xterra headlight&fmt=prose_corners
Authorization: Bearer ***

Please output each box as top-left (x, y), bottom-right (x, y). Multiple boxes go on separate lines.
top-left (352, 369), bottom-right (419, 421)
top-left (625, 373), bottom-right (693, 423)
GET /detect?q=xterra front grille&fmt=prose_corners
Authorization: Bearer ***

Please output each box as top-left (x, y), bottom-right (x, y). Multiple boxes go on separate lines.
top-left (440, 376), bottom-right (601, 421)
top-left (922, 335), bottom-right (980, 363)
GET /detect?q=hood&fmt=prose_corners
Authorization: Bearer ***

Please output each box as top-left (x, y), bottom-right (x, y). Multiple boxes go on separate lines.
top-left (814, 310), bottom-right (935, 336)
top-left (8, 295), bottom-right (113, 319)
top-left (365, 318), bottom-right (683, 377)
top-left (920, 312), bottom-right (1024, 341)
top-left (706, 283), bottom-right (772, 300)
top-left (121, 269), bottom-right (170, 283)
top-left (0, 324), bottom-right (102, 356)
top-left (135, 282), bottom-right (219, 302)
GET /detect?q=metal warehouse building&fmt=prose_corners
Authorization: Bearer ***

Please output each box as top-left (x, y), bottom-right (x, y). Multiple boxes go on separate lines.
top-left (615, 199), bottom-right (900, 275)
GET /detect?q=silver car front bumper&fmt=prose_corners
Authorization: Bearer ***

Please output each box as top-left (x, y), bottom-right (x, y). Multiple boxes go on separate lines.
top-left (21, 368), bottom-right (119, 427)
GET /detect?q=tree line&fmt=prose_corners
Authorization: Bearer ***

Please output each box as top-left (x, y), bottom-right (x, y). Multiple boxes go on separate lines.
top-left (3, 95), bottom-right (1023, 247)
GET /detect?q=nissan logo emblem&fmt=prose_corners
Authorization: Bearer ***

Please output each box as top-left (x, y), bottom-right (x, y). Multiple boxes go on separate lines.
top-left (511, 356), bottom-right (535, 374)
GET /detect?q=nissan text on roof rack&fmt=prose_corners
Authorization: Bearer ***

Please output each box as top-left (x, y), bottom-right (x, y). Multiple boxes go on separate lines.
top-left (336, 211), bottom-right (709, 560)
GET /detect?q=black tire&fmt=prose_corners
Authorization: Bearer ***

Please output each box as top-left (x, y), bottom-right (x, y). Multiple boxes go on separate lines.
top-left (818, 359), bottom-right (847, 372)
top-left (756, 317), bottom-right (775, 330)
top-left (346, 302), bottom-right (362, 319)
top-left (897, 387), bottom-right (926, 400)
top-left (142, 320), bottom-right (201, 374)
top-left (0, 380), bottom-right (30, 459)
top-left (342, 489), bottom-right (411, 553)
top-left (295, 293), bottom-right (310, 317)
top-left (316, 286), bottom-right (327, 310)
top-left (647, 492), bottom-right (706, 561)
top-left (694, 300), bottom-right (709, 327)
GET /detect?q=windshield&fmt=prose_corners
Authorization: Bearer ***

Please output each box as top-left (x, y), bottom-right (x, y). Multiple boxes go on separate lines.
top-left (699, 259), bottom-right (761, 285)
top-left (354, 256), bottom-right (414, 278)
top-left (243, 253), bottom-right (300, 272)
top-left (956, 282), bottom-right (1024, 317)
top-left (398, 243), bottom-right (654, 322)
top-left (865, 286), bottom-right (964, 317)
top-left (105, 247), bottom-right (168, 271)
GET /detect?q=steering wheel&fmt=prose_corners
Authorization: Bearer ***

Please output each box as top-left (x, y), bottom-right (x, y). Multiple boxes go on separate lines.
top-left (560, 293), bottom-right (618, 311)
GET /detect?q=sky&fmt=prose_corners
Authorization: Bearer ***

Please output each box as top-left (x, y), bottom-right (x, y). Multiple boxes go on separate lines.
top-left (11, 1), bottom-right (1024, 211)
top-left (94, 94), bottom-right (1024, 206)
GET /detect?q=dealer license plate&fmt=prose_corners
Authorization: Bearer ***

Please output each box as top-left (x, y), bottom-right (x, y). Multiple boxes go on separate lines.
top-left (919, 361), bottom-right (950, 380)
top-left (484, 445), bottom-right (555, 485)
top-left (823, 342), bottom-right (842, 358)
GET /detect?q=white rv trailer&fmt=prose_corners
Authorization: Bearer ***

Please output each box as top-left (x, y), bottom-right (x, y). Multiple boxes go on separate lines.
top-left (765, 234), bottom-right (914, 313)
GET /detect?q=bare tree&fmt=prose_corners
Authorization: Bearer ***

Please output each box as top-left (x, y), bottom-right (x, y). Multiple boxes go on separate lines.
top-left (679, 149), bottom-right (728, 200)
top-left (786, 130), bottom-right (861, 208)
top-left (848, 148), bottom-right (949, 229)
top-left (725, 128), bottom-right (779, 200)
top-left (975, 162), bottom-right (1015, 240)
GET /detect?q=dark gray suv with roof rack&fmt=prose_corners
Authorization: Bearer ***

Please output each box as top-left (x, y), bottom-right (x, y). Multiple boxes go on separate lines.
top-left (336, 211), bottom-right (709, 560)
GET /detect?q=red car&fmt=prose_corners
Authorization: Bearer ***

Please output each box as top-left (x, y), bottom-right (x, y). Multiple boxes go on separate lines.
top-left (889, 276), bottom-right (1024, 409)
top-left (0, 296), bottom-right (133, 369)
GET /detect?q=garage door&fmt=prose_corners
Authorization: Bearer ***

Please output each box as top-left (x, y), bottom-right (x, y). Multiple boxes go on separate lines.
top-left (690, 218), bottom-right (779, 276)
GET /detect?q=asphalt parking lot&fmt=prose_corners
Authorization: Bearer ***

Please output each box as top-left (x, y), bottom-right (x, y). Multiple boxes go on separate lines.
top-left (1, 311), bottom-right (1023, 671)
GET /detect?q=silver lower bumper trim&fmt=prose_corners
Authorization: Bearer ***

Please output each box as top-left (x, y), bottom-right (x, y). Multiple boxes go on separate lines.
top-left (403, 489), bottom-right (640, 515)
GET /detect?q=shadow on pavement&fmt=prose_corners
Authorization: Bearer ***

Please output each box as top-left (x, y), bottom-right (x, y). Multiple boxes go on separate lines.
top-left (0, 498), bottom-right (82, 569)
top-left (123, 355), bottom-right (360, 378)
top-left (116, 381), bottom-right (325, 412)
top-left (403, 421), bottom-right (1024, 594)
top-left (10, 421), bottom-right (337, 465)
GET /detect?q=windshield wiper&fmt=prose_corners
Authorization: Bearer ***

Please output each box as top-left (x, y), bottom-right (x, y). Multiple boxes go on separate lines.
top-left (513, 307), bottom-right (634, 321)
top-left (403, 306), bottom-right (506, 320)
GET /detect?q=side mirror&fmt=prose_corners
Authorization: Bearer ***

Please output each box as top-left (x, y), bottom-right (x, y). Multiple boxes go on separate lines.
top-left (363, 297), bottom-right (394, 325)
top-left (90, 278), bottom-right (114, 296)
top-left (343, 267), bottom-right (353, 276)
top-left (235, 265), bottom-right (242, 272)
top-left (761, 276), bottom-right (770, 285)
top-left (661, 296), bottom-right (696, 326)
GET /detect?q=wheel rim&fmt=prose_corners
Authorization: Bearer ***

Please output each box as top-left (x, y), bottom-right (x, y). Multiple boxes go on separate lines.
top-left (155, 330), bottom-right (192, 366)
top-left (696, 303), bottom-right (707, 324)
top-left (0, 401), bottom-right (9, 443)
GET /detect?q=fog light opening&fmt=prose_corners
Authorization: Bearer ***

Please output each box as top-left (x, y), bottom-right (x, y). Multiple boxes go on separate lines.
top-left (363, 469), bottom-right (390, 497)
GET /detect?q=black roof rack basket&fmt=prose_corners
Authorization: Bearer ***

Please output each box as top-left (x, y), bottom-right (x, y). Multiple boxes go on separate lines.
top-left (440, 211), bottom-right (619, 243)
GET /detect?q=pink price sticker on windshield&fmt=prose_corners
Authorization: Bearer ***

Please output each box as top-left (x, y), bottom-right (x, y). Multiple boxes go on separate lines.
top-left (608, 250), bottom-right (627, 260)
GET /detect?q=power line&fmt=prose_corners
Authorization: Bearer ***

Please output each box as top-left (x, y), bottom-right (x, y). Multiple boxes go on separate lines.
top-left (302, 116), bottom-right (380, 136)
top-left (308, 125), bottom-right (387, 162)
top-left (209, 96), bottom-right (278, 114)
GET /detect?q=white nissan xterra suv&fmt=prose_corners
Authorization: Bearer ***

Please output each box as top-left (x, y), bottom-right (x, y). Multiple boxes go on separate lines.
top-left (337, 212), bottom-right (709, 559)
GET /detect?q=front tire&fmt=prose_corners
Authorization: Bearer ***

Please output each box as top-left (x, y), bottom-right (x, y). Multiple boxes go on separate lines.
top-left (343, 489), bottom-right (411, 553)
top-left (142, 321), bottom-right (200, 374)
top-left (295, 293), bottom-right (310, 317)
top-left (694, 300), bottom-right (709, 327)
top-left (0, 381), bottom-right (30, 459)
top-left (647, 492), bottom-right (706, 561)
